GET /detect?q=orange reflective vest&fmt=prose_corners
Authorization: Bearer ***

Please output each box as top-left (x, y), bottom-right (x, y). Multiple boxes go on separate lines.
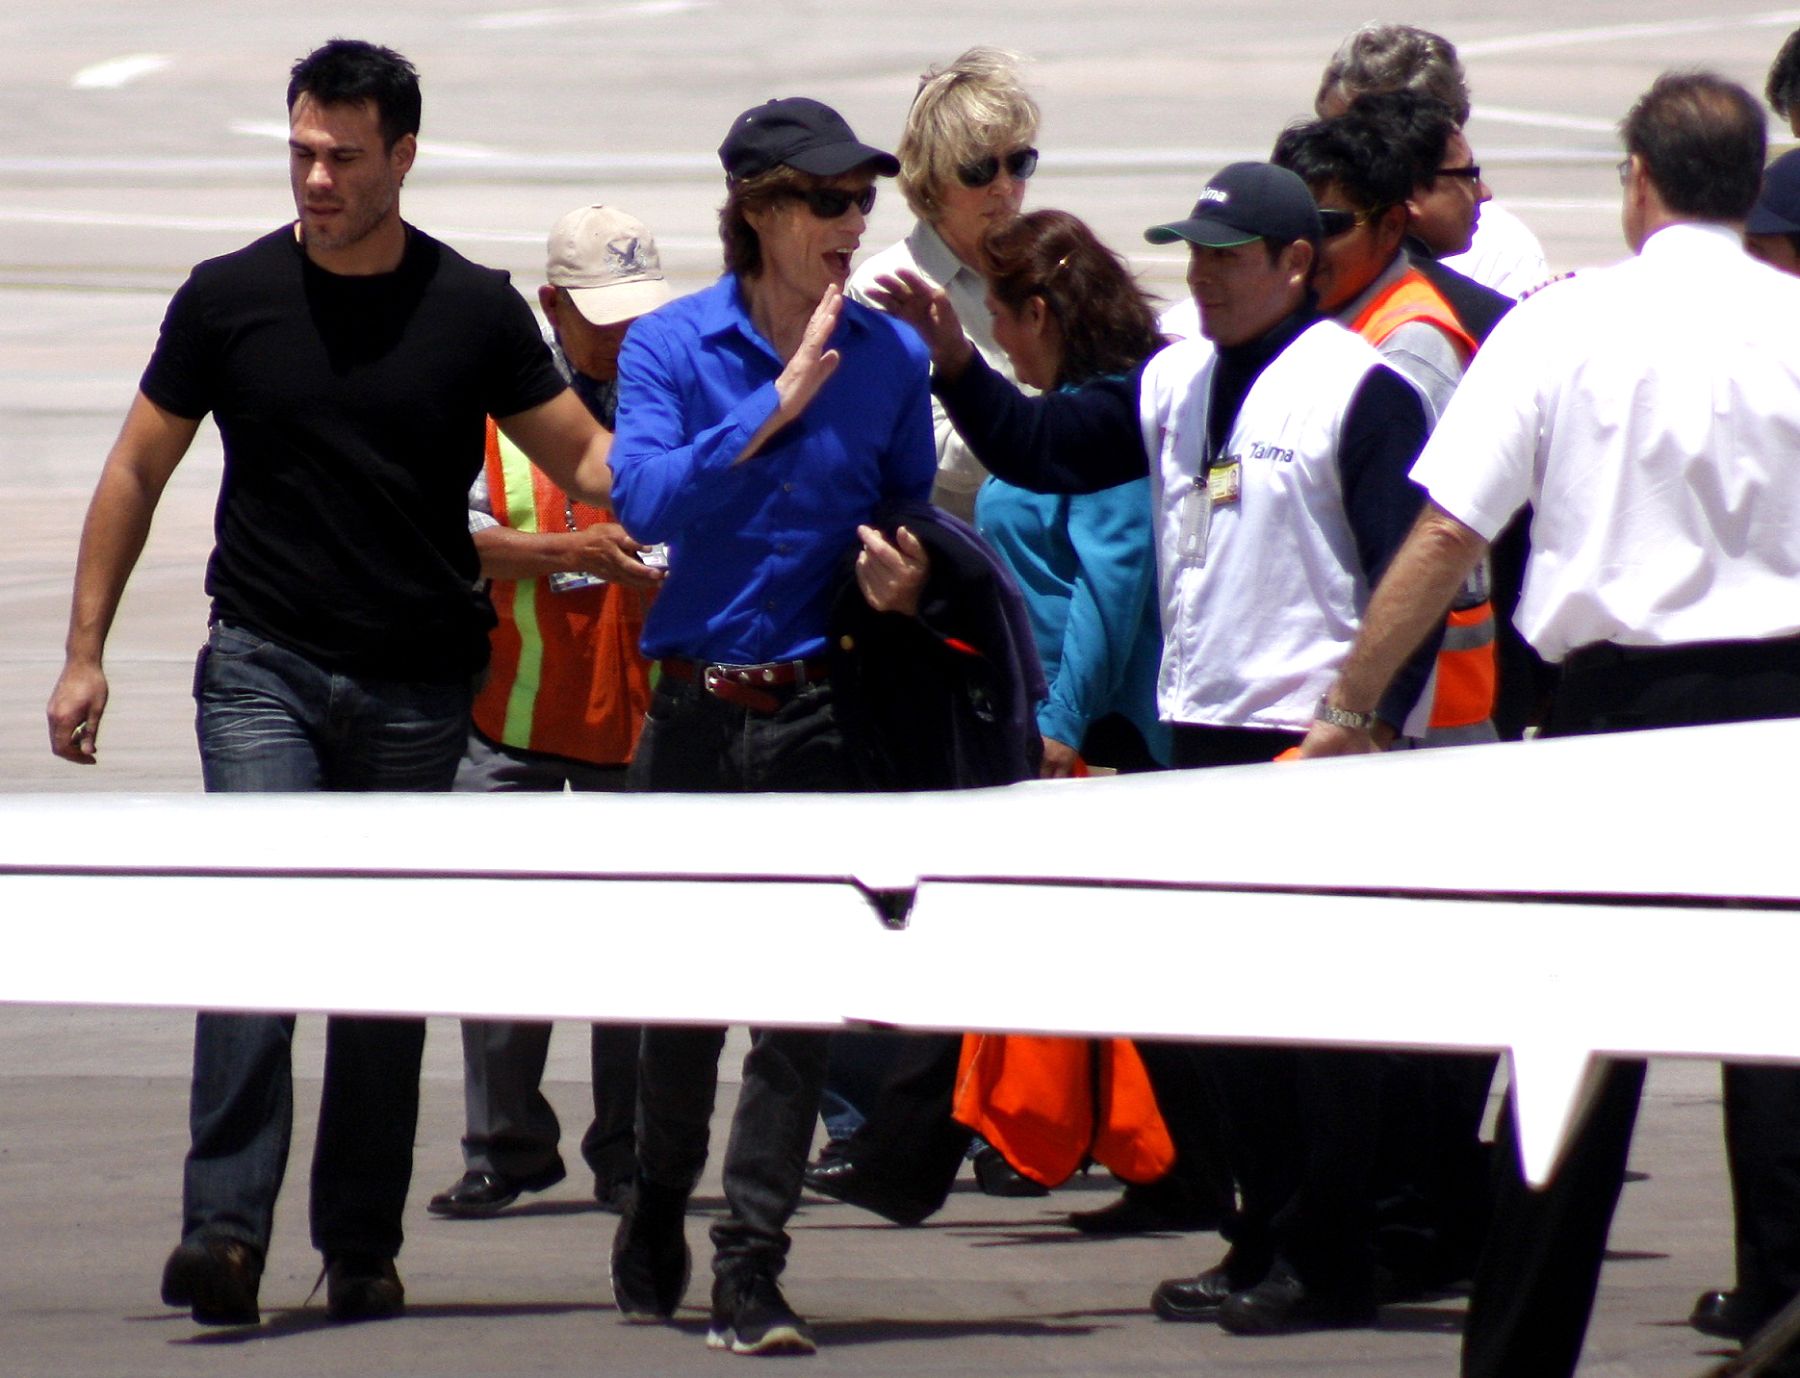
top-left (1349, 269), bottom-right (1496, 729)
top-left (951, 1033), bottom-right (1176, 1188)
top-left (470, 419), bottom-right (655, 766)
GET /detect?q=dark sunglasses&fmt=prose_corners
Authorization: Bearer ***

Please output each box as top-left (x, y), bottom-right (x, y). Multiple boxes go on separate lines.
top-left (1435, 164), bottom-right (1483, 184)
top-left (794, 185), bottom-right (877, 219)
top-left (955, 147), bottom-right (1039, 188)
top-left (1317, 207), bottom-right (1383, 239)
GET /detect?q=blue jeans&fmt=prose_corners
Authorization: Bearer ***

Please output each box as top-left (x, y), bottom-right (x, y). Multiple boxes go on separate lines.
top-left (183, 622), bottom-right (471, 1259)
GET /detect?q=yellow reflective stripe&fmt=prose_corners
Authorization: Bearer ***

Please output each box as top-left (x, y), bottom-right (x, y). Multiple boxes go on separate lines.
top-left (496, 431), bottom-right (546, 747)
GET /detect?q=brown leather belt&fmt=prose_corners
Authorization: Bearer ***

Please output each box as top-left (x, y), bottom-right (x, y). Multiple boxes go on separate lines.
top-left (661, 656), bottom-right (830, 715)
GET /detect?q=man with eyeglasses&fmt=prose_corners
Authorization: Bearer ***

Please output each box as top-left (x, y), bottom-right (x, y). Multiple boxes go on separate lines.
top-left (1299, 71), bottom-right (1800, 1378)
top-left (603, 96), bottom-right (933, 1358)
top-left (1315, 22), bottom-right (1549, 301)
top-left (847, 46), bottom-right (1041, 520)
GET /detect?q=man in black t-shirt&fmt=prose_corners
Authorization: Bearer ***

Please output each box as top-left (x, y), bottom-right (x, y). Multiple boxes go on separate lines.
top-left (44, 39), bottom-right (635, 1329)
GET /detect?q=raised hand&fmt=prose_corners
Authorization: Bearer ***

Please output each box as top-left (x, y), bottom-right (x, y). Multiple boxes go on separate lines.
top-left (865, 269), bottom-right (975, 379)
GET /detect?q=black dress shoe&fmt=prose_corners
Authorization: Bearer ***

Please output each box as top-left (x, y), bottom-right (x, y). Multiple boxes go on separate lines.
top-left (1070, 1179), bottom-right (1224, 1235)
top-left (803, 1156), bottom-right (937, 1226)
top-left (972, 1146), bottom-right (1050, 1198)
top-left (324, 1252), bottom-right (405, 1323)
top-left (1690, 1287), bottom-right (1761, 1340)
top-left (610, 1180), bottom-right (691, 1319)
top-left (161, 1237), bottom-right (263, 1326)
top-left (595, 1175), bottom-right (635, 1215)
top-left (1217, 1262), bottom-right (1377, 1336)
top-left (427, 1165), bottom-right (564, 1218)
top-left (1151, 1266), bottom-right (1238, 1322)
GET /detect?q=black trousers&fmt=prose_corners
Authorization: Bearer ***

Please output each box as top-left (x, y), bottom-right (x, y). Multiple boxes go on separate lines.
top-left (1462, 634), bottom-right (1800, 1378)
top-left (1724, 1063), bottom-right (1800, 1325)
top-left (1209, 1045), bottom-right (1385, 1298)
top-left (627, 674), bottom-right (848, 1276)
top-left (1371, 1050), bottom-right (1498, 1285)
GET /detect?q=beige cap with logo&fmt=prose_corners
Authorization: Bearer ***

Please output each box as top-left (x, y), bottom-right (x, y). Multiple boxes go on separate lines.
top-left (546, 205), bottom-right (673, 325)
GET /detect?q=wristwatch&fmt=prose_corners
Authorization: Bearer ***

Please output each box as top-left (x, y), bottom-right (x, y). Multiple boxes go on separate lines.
top-left (1314, 697), bottom-right (1378, 731)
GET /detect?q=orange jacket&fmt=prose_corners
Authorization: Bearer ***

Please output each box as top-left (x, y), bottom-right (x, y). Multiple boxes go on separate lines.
top-left (1350, 269), bottom-right (1496, 729)
top-left (952, 1033), bottom-right (1176, 1188)
top-left (470, 420), bottom-right (654, 766)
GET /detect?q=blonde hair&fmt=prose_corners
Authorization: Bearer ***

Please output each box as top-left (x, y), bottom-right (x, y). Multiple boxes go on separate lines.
top-left (899, 47), bottom-right (1040, 223)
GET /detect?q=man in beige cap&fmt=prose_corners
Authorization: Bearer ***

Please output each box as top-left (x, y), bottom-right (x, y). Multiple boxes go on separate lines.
top-left (427, 205), bottom-right (670, 1221)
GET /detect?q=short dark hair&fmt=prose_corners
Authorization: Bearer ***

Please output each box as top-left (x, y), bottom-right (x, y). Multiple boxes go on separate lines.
top-left (1270, 110), bottom-right (1416, 215)
top-left (1622, 72), bottom-right (1766, 222)
top-left (982, 209), bottom-right (1162, 387)
top-left (717, 165), bottom-right (812, 278)
top-left (1769, 28), bottom-right (1800, 120)
top-left (1343, 90), bottom-right (1460, 194)
top-left (287, 39), bottom-right (421, 150)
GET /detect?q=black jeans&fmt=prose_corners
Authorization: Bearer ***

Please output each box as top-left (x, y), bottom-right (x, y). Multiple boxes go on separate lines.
top-left (627, 673), bottom-right (851, 1277)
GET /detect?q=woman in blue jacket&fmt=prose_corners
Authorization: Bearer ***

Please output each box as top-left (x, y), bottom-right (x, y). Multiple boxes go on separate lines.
top-left (957, 209), bottom-right (1171, 774)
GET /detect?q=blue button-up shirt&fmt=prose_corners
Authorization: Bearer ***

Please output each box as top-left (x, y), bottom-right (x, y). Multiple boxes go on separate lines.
top-left (611, 274), bottom-right (936, 663)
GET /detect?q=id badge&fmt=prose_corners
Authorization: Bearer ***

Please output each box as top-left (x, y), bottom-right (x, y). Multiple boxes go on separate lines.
top-left (1208, 461), bottom-right (1242, 505)
top-left (1176, 476), bottom-right (1212, 567)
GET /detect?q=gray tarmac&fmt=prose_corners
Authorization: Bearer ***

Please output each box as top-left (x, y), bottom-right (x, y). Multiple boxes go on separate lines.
top-left (1, 1), bottom-right (1793, 1372)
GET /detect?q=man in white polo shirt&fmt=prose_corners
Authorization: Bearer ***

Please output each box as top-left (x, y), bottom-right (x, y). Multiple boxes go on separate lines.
top-left (1300, 71), bottom-right (1800, 1378)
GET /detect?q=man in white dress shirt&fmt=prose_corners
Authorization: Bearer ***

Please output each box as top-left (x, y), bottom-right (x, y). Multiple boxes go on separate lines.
top-left (1299, 71), bottom-right (1800, 1378)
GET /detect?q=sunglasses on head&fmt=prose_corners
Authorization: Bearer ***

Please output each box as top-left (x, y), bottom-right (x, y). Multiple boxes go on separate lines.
top-left (794, 185), bottom-right (877, 219)
top-left (956, 147), bottom-right (1039, 189)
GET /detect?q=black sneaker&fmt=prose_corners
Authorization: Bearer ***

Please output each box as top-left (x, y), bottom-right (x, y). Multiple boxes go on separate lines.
top-left (323, 1252), bottom-right (405, 1323)
top-left (609, 1181), bottom-right (690, 1319)
top-left (707, 1270), bottom-right (816, 1356)
top-left (160, 1237), bottom-right (263, 1326)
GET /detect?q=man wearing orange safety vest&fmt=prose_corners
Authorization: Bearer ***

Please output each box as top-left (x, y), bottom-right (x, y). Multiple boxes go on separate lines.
top-left (426, 206), bottom-right (669, 1221)
top-left (1272, 98), bottom-right (1510, 1302)
top-left (1274, 94), bottom-right (1500, 747)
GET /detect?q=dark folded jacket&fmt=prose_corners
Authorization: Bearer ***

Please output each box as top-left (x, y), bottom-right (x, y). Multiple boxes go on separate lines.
top-left (828, 502), bottom-right (1046, 791)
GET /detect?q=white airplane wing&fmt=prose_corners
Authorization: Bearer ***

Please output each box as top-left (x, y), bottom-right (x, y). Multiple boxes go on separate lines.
top-left (3, 717), bottom-right (1793, 1184)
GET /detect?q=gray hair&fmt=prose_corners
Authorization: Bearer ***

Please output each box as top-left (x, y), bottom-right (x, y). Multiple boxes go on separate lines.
top-left (1316, 23), bottom-right (1471, 126)
top-left (898, 47), bottom-right (1040, 223)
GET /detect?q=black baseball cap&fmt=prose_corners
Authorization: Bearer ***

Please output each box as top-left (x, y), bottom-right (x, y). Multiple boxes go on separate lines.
top-left (719, 97), bottom-right (900, 182)
top-left (1145, 162), bottom-right (1322, 249)
top-left (1748, 148), bottom-right (1800, 236)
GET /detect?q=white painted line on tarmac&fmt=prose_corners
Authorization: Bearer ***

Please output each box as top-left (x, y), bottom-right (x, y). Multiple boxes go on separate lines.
top-left (228, 119), bottom-right (503, 161)
top-left (1, 208), bottom-right (281, 234)
top-left (71, 54), bottom-right (170, 90)
top-left (0, 139), bottom-right (1625, 180)
top-left (1460, 10), bottom-right (1800, 57)
top-left (0, 207), bottom-right (718, 251)
top-left (229, 119), bottom-right (290, 142)
top-left (1475, 105), bottom-right (1621, 134)
top-left (466, 0), bottom-right (709, 29)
